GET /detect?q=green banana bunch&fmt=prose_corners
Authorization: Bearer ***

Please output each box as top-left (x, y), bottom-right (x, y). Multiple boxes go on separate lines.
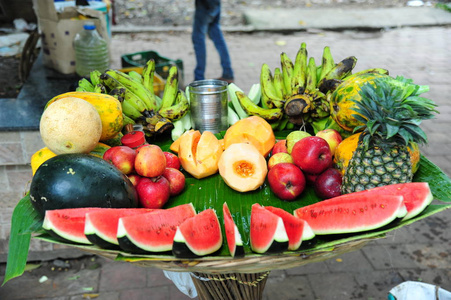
top-left (160, 65), bottom-right (178, 109)
top-left (105, 69), bottom-right (158, 111)
top-left (158, 90), bottom-right (190, 121)
top-left (235, 90), bottom-right (283, 123)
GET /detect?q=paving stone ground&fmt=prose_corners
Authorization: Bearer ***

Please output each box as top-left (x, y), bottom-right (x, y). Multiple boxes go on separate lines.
top-left (0, 23), bottom-right (450, 300)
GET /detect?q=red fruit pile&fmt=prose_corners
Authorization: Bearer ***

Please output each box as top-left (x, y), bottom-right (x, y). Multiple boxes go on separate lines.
top-left (103, 144), bottom-right (185, 209)
top-left (267, 130), bottom-right (343, 201)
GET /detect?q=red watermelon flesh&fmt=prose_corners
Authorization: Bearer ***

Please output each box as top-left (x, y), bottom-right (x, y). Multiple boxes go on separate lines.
top-left (173, 208), bottom-right (223, 257)
top-left (294, 194), bottom-right (407, 235)
top-left (223, 202), bottom-right (244, 257)
top-left (117, 203), bottom-right (196, 253)
top-left (84, 208), bottom-right (156, 248)
top-left (250, 203), bottom-right (289, 254)
top-left (343, 182), bottom-right (433, 220)
top-left (264, 206), bottom-right (315, 251)
top-left (43, 208), bottom-right (104, 244)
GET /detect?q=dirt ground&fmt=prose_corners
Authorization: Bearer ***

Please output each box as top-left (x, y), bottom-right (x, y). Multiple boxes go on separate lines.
top-left (0, 55), bottom-right (21, 98)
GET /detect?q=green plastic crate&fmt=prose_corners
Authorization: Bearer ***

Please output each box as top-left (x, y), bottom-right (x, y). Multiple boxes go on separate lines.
top-left (121, 51), bottom-right (184, 86)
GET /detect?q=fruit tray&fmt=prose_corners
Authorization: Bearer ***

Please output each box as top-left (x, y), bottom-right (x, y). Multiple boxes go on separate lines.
top-left (5, 150), bottom-right (451, 282)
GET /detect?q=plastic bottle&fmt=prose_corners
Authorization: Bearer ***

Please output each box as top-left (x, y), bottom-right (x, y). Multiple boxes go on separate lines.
top-left (73, 22), bottom-right (110, 77)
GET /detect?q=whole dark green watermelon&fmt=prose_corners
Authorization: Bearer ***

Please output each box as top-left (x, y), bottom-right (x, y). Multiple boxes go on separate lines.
top-left (30, 154), bottom-right (138, 218)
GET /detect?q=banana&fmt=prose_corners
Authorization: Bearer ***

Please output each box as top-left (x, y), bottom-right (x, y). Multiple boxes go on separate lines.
top-left (273, 67), bottom-right (285, 99)
top-left (158, 90), bottom-right (190, 121)
top-left (105, 69), bottom-right (158, 111)
top-left (90, 70), bottom-right (102, 86)
top-left (142, 59), bottom-right (156, 95)
top-left (342, 68), bottom-right (389, 81)
top-left (318, 56), bottom-right (357, 93)
top-left (121, 97), bottom-right (144, 120)
top-left (123, 89), bottom-right (149, 115)
top-left (260, 64), bottom-right (284, 108)
top-left (280, 52), bottom-right (294, 96)
top-left (160, 65), bottom-right (179, 109)
top-left (76, 78), bottom-right (94, 92)
top-left (318, 46), bottom-right (335, 83)
top-left (122, 113), bottom-right (136, 126)
top-left (235, 90), bottom-right (283, 123)
top-left (94, 83), bottom-right (106, 94)
top-left (291, 42), bottom-right (308, 95)
top-left (128, 70), bottom-right (143, 83)
top-left (305, 57), bottom-right (317, 93)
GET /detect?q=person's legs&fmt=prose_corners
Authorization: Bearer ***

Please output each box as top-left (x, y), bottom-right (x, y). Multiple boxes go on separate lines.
top-left (192, 7), bottom-right (210, 81)
top-left (208, 8), bottom-right (234, 80)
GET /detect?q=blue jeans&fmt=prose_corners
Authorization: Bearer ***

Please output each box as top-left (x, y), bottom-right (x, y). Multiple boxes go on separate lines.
top-left (192, 4), bottom-right (234, 81)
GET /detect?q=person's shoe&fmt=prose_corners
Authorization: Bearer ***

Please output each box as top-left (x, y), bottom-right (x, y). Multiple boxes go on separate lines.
top-left (216, 77), bottom-right (234, 84)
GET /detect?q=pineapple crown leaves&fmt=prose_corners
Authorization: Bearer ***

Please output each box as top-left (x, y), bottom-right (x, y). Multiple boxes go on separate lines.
top-left (351, 77), bottom-right (438, 151)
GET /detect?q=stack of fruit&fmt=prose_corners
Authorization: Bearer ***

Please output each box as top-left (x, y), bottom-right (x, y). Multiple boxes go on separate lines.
top-left (24, 42), bottom-right (439, 261)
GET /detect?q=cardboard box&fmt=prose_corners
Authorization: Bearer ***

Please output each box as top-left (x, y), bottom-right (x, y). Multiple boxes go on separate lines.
top-left (32, 0), bottom-right (109, 74)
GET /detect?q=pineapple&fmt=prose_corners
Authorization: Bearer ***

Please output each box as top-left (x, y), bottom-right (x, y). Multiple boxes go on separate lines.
top-left (341, 78), bottom-right (437, 194)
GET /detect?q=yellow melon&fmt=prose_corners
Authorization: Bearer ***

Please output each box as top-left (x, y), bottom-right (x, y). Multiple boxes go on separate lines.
top-left (223, 116), bottom-right (275, 157)
top-left (218, 143), bottom-right (268, 192)
top-left (40, 97), bottom-right (102, 154)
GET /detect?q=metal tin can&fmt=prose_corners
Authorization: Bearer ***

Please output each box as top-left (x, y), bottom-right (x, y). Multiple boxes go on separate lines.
top-left (189, 79), bottom-right (228, 133)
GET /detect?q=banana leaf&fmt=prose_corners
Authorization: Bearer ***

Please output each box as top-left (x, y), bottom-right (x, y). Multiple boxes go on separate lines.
top-left (4, 147), bottom-right (451, 283)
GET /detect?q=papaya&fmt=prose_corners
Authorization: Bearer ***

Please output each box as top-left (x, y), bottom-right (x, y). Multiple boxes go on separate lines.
top-left (223, 116), bottom-right (275, 157)
top-left (330, 73), bottom-right (387, 132)
top-left (46, 91), bottom-right (124, 141)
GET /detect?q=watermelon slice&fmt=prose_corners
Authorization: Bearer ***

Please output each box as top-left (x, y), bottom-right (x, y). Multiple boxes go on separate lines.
top-left (345, 182), bottom-right (433, 220)
top-left (43, 208), bottom-right (104, 244)
top-left (250, 203), bottom-right (289, 254)
top-left (294, 194), bottom-right (407, 235)
top-left (173, 208), bottom-right (223, 258)
top-left (264, 206), bottom-right (315, 251)
top-left (117, 203), bottom-right (196, 253)
top-left (223, 202), bottom-right (244, 258)
top-left (84, 208), bottom-right (157, 249)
